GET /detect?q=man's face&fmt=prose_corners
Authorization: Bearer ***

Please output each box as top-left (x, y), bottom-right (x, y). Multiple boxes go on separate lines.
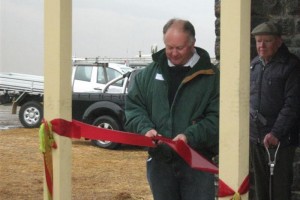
top-left (255, 35), bottom-right (282, 62)
top-left (164, 28), bottom-right (195, 66)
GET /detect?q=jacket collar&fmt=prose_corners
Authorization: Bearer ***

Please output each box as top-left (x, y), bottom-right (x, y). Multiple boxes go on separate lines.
top-left (251, 43), bottom-right (290, 67)
top-left (152, 47), bottom-right (215, 84)
top-left (152, 47), bottom-right (212, 70)
top-left (167, 49), bottom-right (200, 68)
top-left (269, 43), bottom-right (290, 64)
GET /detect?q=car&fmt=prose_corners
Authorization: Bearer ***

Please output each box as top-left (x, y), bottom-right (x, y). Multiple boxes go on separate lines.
top-left (1, 60), bottom-right (133, 128)
top-left (72, 68), bottom-right (142, 149)
top-left (72, 61), bottom-right (133, 93)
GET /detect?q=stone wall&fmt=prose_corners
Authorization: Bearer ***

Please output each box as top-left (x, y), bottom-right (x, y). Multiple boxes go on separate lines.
top-left (215, 0), bottom-right (300, 60)
top-left (251, 0), bottom-right (300, 60)
top-left (214, 0), bottom-right (300, 199)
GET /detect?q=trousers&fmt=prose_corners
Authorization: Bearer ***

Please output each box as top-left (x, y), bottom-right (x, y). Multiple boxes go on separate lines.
top-left (146, 155), bottom-right (215, 200)
top-left (250, 142), bottom-right (296, 200)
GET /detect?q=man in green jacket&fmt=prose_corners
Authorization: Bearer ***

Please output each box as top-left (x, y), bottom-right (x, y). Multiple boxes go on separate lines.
top-left (125, 18), bottom-right (219, 200)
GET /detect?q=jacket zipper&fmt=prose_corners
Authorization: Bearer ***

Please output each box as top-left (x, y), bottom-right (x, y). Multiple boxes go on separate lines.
top-left (169, 70), bottom-right (204, 137)
top-left (170, 83), bottom-right (183, 137)
top-left (257, 62), bottom-right (265, 143)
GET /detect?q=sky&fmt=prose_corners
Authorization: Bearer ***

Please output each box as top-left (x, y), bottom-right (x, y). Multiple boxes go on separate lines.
top-left (0, 0), bottom-right (216, 75)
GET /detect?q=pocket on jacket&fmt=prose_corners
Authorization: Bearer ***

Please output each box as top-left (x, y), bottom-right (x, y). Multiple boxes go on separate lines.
top-left (265, 78), bottom-right (285, 99)
top-left (266, 77), bottom-right (284, 90)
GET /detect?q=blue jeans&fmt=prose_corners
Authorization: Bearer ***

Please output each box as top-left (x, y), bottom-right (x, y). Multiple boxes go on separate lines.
top-left (146, 155), bottom-right (215, 200)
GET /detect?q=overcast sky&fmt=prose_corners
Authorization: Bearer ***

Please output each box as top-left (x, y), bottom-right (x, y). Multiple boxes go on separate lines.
top-left (0, 0), bottom-right (216, 75)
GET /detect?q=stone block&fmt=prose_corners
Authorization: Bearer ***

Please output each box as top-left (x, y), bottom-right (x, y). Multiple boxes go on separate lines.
top-left (287, 0), bottom-right (300, 15)
top-left (291, 34), bottom-right (300, 46)
top-left (296, 19), bottom-right (300, 33)
top-left (289, 47), bottom-right (300, 59)
top-left (262, 0), bottom-right (282, 15)
top-left (279, 18), bottom-right (295, 36)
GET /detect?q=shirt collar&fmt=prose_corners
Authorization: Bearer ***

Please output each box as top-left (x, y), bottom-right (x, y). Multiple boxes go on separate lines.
top-left (168, 49), bottom-right (200, 68)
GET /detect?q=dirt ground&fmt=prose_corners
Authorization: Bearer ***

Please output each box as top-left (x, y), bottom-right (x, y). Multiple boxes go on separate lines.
top-left (0, 128), bottom-right (152, 200)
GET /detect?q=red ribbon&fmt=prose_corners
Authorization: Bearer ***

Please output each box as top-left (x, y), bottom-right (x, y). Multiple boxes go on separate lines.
top-left (41, 120), bottom-right (55, 199)
top-left (218, 175), bottom-right (250, 197)
top-left (43, 158), bottom-right (53, 197)
top-left (51, 118), bottom-right (219, 174)
top-left (51, 118), bottom-right (154, 147)
top-left (47, 118), bottom-right (249, 197)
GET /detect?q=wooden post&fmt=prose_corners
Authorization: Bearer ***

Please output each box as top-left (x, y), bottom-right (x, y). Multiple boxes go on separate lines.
top-left (219, 0), bottom-right (251, 199)
top-left (44, 0), bottom-right (72, 199)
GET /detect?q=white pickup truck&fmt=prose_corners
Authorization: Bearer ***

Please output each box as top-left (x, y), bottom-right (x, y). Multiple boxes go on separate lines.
top-left (0, 60), bottom-right (133, 128)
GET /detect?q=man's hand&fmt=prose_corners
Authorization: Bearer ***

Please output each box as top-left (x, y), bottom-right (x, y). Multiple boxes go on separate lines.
top-left (145, 129), bottom-right (159, 138)
top-left (173, 133), bottom-right (187, 143)
top-left (263, 132), bottom-right (279, 148)
top-left (145, 129), bottom-right (162, 144)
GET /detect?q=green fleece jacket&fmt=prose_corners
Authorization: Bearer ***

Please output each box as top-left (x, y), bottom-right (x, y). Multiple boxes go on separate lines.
top-left (125, 47), bottom-right (219, 157)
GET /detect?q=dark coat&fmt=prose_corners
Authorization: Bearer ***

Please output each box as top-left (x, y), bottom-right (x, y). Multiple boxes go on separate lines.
top-left (125, 47), bottom-right (219, 158)
top-left (250, 43), bottom-right (300, 146)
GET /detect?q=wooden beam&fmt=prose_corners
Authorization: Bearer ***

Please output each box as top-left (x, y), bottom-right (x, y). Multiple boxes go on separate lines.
top-left (219, 0), bottom-right (251, 199)
top-left (44, 0), bottom-right (72, 199)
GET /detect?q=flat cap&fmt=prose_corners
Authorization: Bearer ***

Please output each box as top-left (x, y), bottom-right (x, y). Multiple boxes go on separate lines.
top-left (251, 22), bottom-right (281, 36)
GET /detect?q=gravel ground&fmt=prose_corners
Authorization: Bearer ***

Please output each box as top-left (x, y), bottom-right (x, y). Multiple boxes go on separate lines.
top-left (0, 128), bottom-right (152, 200)
top-left (0, 105), bottom-right (152, 199)
top-left (0, 104), bottom-right (22, 130)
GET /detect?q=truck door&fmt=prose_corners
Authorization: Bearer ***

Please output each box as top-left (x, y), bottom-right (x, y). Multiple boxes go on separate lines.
top-left (72, 66), bottom-right (97, 92)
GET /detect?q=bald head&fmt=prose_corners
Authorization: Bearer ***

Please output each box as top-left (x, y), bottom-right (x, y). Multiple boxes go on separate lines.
top-left (162, 18), bottom-right (196, 66)
top-left (163, 18), bottom-right (196, 44)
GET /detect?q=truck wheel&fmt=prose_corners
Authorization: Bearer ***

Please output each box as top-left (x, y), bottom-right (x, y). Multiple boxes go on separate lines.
top-left (19, 101), bottom-right (43, 128)
top-left (91, 116), bottom-right (121, 149)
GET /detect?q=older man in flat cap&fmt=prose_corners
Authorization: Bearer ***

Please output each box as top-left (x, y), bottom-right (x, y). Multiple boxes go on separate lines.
top-left (250, 21), bottom-right (300, 200)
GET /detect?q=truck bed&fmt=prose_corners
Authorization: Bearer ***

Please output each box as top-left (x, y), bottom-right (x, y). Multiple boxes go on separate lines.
top-left (0, 72), bottom-right (44, 94)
